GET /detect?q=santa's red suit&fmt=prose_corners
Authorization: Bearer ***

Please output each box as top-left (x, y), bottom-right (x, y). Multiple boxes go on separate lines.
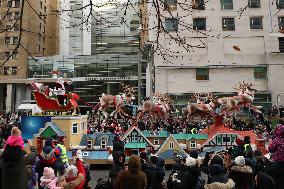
top-left (55, 78), bottom-right (70, 105)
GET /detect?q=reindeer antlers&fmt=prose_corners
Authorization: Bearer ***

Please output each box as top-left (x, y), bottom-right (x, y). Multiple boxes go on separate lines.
top-left (153, 92), bottom-right (173, 104)
top-left (121, 83), bottom-right (134, 95)
top-left (233, 81), bottom-right (256, 92)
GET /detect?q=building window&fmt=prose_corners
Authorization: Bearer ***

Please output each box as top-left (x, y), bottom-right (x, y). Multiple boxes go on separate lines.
top-left (169, 142), bottom-right (174, 149)
top-left (4, 66), bottom-right (17, 75)
top-left (193, 18), bottom-right (206, 30)
top-left (87, 140), bottom-right (92, 149)
top-left (223, 136), bottom-right (231, 143)
top-left (7, 1), bottom-right (12, 7)
top-left (196, 68), bottom-right (209, 80)
top-left (222, 18), bottom-right (235, 31)
top-left (248, 0), bottom-right (260, 8)
top-left (279, 37), bottom-right (284, 52)
top-left (254, 67), bottom-right (267, 79)
top-left (250, 17), bottom-right (263, 29)
top-left (0, 1), bottom-right (2, 7)
top-left (13, 37), bottom-right (19, 44)
top-left (101, 140), bottom-right (106, 149)
top-left (72, 123), bottom-right (78, 134)
top-left (190, 141), bottom-right (197, 148)
top-left (14, 24), bottom-right (20, 31)
top-left (220, 0), bottom-right (233, 10)
top-left (44, 6), bottom-right (47, 12)
top-left (165, 18), bottom-right (178, 32)
top-left (4, 52), bottom-right (10, 58)
top-left (5, 37), bottom-right (10, 45)
top-left (43, 27), bottom-right (46, 34)
top-left (11, 52), bottom-right (18, 59)
top-left (277, 0), bottom-right (284, 9)
top-left (14, 12), bottom-right (20, 19)
top-left (192, 0), bottom-right (205, 10)
top-left (7, 12), bottom-right (12, 19)
top-left (279, 17), bottom-right (284, 30)
top-left (15, 0), bottom-right (20, 8)
top-left (154, 138), bottom-right (159, 145)
top-left (164, 0), bottom-right (177, 11)
top-left (43, 48), bottom-right (45, 55)
top-left (40, 1), bottom-right (42, 9)
top-left (6, 25), bottom-right (11, 31)
top-left (38, 45), bottom-right (41, 52)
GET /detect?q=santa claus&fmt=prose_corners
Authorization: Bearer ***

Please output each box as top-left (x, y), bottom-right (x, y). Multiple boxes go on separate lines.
top-left (55, 77), bottom-right (72, 106)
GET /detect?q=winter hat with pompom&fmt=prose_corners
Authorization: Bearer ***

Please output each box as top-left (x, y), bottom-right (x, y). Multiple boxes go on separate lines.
top-left (185, 156), bottom-right (196, 167)
top-left (234, 156), bottom-right (245, 167)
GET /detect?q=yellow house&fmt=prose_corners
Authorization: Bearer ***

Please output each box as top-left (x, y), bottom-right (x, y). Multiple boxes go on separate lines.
top-left (155, 134), bottom-right (188, 164)
top-left (52, 116), bottom-right (88, 149)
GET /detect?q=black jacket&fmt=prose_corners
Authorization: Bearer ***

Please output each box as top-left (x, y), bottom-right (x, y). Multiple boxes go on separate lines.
top-left (265, 162), bottom-right (284, 189)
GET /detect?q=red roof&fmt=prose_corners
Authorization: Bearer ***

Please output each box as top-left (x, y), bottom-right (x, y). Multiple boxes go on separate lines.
top-left (200, 124), bottom-right (259, 144)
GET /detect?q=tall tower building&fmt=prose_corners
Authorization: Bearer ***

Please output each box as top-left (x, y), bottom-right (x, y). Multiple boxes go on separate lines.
top-left (0, 0), bottom-right (59, 112)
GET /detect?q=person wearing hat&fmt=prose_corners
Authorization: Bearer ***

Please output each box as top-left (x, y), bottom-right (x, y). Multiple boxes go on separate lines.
top-left (229, 156), bottom-right (253, 189)
top-left (1, 127), bottom-right (37, 189)
top-left (140, 152), bottom-right (156, 189)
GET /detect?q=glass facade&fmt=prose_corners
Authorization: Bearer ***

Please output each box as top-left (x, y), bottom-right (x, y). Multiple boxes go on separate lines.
top-left (28, 0), bottom-right (147, 112)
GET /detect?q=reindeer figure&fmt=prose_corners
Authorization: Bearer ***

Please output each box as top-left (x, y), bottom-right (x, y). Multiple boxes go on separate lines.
top-left (137, 92), bottom-right (175, 119)
top-left (98, 84), bottom-right (135, 118)
top-left (217, 81), bottom-right (258, 115)
top-left (182, 93), bottom-right (220, 118)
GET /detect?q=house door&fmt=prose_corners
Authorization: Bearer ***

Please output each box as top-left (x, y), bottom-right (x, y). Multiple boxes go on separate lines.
top-left (132, 149), bottom-right (139, 155)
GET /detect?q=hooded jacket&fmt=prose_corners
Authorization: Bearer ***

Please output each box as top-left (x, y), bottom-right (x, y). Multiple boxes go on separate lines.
top-left (269, 125), bottom-right (284, 162)
top-left (229, 165), bottom-right (253, 189)
top-left (204, 178), bottom-right (235, 189)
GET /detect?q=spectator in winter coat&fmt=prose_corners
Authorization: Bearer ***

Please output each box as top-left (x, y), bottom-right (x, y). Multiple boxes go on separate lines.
top-left (140, 152), bottom-right (156, 189)
top-left (180, 157), bottom-right (201, 189)
top-left (151, 156), bottom-right (165, 189)
top-left (109, 151), bottom-right (126, 183)
top-left (229, 156), bottom-right (254, 189)
top-left (205, 164), bottom-right (235, 189)
top-left (268, 124), bottom-right (284, 162)
top-left (265, 124), bottom-right (284, 189)
top-left (255, 172), bottom-right (276, 189)
top-left (1, 127), bottom-right (37, 189)
top-left (114, 155), bottom-right (147, 189)
top-left (62, 158), bottom-right (86, 189)
top-left (40, 167), bottom-right (62, 189)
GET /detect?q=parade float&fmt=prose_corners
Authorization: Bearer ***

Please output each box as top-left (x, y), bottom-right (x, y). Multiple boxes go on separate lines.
top-left (22, 80), bottom-right (268, 164)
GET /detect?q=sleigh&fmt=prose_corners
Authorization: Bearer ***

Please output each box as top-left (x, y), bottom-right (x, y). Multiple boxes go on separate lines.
top-left (33, 91), bottom-right (79, 112)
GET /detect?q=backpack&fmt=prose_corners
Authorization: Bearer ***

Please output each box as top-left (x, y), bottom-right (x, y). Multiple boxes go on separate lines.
top-left (95, 179), bottom-right (113, 189)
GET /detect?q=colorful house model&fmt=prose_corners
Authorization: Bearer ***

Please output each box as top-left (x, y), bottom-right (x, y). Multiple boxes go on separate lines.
top-left (173, 133), bottom-right (208, 152)
top-left (121, 125), bottom-right (154, 156)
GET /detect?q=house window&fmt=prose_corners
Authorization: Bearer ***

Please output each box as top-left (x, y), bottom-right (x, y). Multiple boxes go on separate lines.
top-left (72, 123), bottom-right (78, 134)
top-left (190, 141), bottom-right (197, 148)
top-left (164, 0), bottom-right (177, 11)
top-left (192, 0), bottom-right (205, 10)
top-left (277, 0), bottom-right (284, 9)
top-left (193, 18), bottom-right (206, 30)
top-left (220, 0), bottom-right (233, 10)
top-left (82, 152), bottom-right (88, 157)
top-left (87, 140), bottom-right (92, 149)
top-left (279, 17), bottom-right (284, 30)
top-left (5, 37), bottom-right (10, 44)
top-left (279, 37), bottom-right (284, 52)
top-left (169, 142), bottom-right (174, 149)
top-left (254, 67), bottom-right (267, 79)
top-left (14, 24), bottom-right (20, 31)
top-left (13, 37), bottom-right (19, 44)
top-left (250, 17), bottom-right (263, 29)
top-left (222, 18), bottom-right (235, 31)
top-left (223, 136), bottom-right (231, 143)
top-left (7, 1), bottom-right (12, 7)
top-left (6, 25), bottom-right (11, 31)
top-left (196, 68), bottom-right (209, 80)
top-left (101, 140), bottom-right (106, 149)
top-left (15, 0), bottom-right (20, 8)
top-left (165, 18), bottom-right (178, 32)
top-left (154, 138), bottom-right (159, 145)
top-left (248, 0), bottom-right (260, 8)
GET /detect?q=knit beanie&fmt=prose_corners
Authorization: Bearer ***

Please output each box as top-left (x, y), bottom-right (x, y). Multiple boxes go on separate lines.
top-left (234, 156), bottom-right (245, 167)
top-left (185, 156), bottom-right (196, 167)
top-left (11, 127), bottom-right (21, 137)
top-left (189, 150), bottom-right (199, 159)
